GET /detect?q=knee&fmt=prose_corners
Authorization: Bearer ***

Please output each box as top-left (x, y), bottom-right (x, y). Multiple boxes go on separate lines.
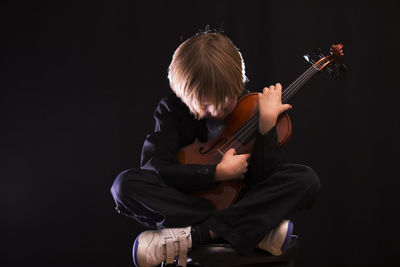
top-left (110, 168), bottom-right (159, 203)
top-left (302, 165), bottom-right (320, 191)
top-left (299, 165), bottom-right (321, 207)
top-left (110, 170), bottom-right (127, 203)
top-left (111, 169), bottom-right (137, 203)
top-left (291, 164), bottom-right (321, 202)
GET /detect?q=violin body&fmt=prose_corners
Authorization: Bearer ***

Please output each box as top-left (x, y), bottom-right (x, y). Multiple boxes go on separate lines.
top-left (177, 43), bottom-right (344, 210)
top-left (177, 93), bottom-right (292, 210)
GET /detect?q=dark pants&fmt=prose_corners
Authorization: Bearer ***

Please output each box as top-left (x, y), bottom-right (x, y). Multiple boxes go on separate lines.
top-left (110, 164), bottom-right (320, 255)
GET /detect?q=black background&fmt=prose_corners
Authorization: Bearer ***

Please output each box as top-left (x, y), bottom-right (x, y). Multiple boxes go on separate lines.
top-left (1, 0), bottom-right (400, 266)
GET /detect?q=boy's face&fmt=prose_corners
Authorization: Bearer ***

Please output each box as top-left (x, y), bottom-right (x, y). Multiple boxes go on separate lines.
top-left (200, 96), bottom-right (237, 121)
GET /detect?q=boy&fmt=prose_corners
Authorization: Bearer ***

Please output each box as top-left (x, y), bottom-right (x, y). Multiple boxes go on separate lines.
top-left (111, 32), bottom-right (320, 267)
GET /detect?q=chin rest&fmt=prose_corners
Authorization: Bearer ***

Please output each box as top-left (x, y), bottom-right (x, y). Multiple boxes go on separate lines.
top-left (161, 235), bottom-right (299, 267)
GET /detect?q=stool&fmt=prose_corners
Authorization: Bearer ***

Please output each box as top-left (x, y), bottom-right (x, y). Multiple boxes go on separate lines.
top-left (160, 235), bottom-right (299, 267)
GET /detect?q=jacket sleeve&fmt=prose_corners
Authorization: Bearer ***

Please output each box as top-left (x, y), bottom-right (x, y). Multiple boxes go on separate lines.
top-left (140, 98), bottom-right (219, 193)
top-left (247, 125), bottom-right (283, 184)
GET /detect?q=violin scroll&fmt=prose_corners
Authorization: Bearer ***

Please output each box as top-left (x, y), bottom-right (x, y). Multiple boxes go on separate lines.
top-left (331, 44), bottom-right (344, 58)
top-left (304, 43), bottom-right (346, 79)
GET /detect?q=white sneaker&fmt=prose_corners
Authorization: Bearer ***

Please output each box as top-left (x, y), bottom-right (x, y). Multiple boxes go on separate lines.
top-left (257, 220), bottom-right (293, 256)
top-left (132, 226), bottom-right (192, 267)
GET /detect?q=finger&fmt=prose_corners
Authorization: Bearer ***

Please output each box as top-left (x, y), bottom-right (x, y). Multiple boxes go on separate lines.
top-left (237, 153), bottom-right (251, 160)
top-left (227, 148), bottom-right (236, 155)
top-left (241, 161), bottom-right (248, 169)
top-left (275, 83), bottom-right (282, 94)
top-left (281, 103), bottom-right (293, 113)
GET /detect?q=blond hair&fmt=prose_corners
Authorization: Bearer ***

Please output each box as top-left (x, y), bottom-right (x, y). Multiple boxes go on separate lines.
top-left (168, 32), bottom-right (247, 118)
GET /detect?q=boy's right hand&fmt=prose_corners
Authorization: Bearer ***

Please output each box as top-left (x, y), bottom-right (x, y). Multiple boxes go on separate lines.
top-left (214, 148), bottom-right (251, 181)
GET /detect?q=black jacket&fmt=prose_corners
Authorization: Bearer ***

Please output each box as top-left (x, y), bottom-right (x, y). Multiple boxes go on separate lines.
top-left (140, 93), bottom-right (282, 193)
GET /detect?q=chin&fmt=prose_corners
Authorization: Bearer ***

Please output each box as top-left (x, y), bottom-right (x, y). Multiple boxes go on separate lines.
top-left (202, 111), bottom-right (229, 121)
top-left (210, 114), bottom-right (227, 121)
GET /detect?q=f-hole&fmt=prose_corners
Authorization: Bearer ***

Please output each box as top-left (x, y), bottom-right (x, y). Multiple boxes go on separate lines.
top-left (199, 138), bottom-right (228, 154)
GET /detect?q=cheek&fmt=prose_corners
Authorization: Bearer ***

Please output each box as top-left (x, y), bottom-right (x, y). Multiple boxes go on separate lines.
top-left (206, 106), bottom-right (217, 116)
top-left (225, 100), bottom-right (237, 114)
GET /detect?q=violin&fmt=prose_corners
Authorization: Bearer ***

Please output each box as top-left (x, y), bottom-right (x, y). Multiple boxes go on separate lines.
top-left (177, 44), bottom-right (345, 210)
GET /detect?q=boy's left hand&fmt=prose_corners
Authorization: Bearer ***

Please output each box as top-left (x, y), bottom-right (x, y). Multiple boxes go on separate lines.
top-left (258, 83), bottom-right (292, 135)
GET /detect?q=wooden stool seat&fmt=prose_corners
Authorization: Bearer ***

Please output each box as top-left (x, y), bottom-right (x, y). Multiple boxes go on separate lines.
top-left (161, 235), bottom-right (299, 267)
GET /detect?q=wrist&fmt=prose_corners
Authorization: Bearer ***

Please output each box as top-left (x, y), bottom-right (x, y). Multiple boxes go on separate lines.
top-left (215, 163), bottom-right (225, 182)
top-left (259, 120), bottom-right (275, 135)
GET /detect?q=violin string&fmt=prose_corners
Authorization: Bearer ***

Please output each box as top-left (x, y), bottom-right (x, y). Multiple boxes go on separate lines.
top-left (216, 65), bottom-right (317, 154)
top-left (231, 66), bottom-right (317, 148)
top-left (231, 65), bottom-right (318, 150)
top-left (282, 65), bottom-right (317, 102)
top-left (283, 66), bottom-right (318, 102)
top-left (232, 65), bottom-right (317, 147)
top-left (209, 63), bottom-right (319, 163)
top-left (234, 71), bottom-right (316, 150)
top-left (212, 65), bottom-right (316, 162)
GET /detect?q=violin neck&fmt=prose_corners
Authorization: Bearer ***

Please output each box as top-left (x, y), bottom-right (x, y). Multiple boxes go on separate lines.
top-left (281, 65), bottom-right (319, 103)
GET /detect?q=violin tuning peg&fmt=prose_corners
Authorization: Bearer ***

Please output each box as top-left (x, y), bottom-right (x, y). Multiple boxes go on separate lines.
top-left (312, 48), bottom-right (324, 58)
top-left (303, 53), bottom-right (314, 64)
top-left (312, 48), bottom-right (322, 54)
top-left (330, 70), bottom-right (340, 80)
top-left (329, 64), bottom-right (347, 79)
top-left (339, 64), bottom-right (347, 72)
top-left (325, 65), bottom-right (334, 74)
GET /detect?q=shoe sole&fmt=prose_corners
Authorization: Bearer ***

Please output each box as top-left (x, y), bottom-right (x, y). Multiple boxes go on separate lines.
top-left (280, 220), bottom-right (293, 254)
top-left (132, 233), bottom-right (141, 267)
